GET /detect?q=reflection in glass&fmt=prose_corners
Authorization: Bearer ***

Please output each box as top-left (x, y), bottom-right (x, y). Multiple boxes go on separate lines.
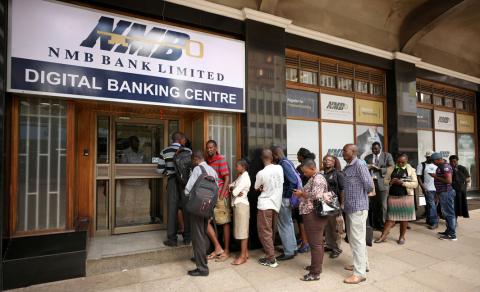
top-left (370, 83), bottom-right (383, 96)
top-left (286, 67), bottom-right (298, 82)
top-left (300, 70), bottom-right (317, 85)
top-left (97, 116), bottom-right (109, 164)
top-left (444, 98), bottom-right (454, 108)
top-left (457, 134), bottom-right (477, 189)
top-left (434, 96), bottom-right (443, 106)
top-left (320, 75), bottom-right (336, 88)
top-left (115, 178), bottom-right (163, 227)
top-left (338, 77), bottom-right (353, 91)
top-left (355, 80), bottom-right (369, 94)
top-left (420, 93), bottom-right (432, 104)
top-left (455, 100), bottom-right (464, 110)
top-left (96, 180), bottom-right (109, 230)
top-left (116, 124), bottom-right (163, 164)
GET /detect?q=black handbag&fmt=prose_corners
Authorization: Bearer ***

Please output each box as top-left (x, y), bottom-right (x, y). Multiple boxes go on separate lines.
top-left (313, 191), bottom-right (341, 217)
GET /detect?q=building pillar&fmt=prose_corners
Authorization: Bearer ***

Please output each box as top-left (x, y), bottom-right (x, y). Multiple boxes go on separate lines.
top-left (387, 60), bottom-right (419, 165)
top-left (0, 0), bottom-right (6, 290)
top-left (244, 19), bottom-right (286, 247)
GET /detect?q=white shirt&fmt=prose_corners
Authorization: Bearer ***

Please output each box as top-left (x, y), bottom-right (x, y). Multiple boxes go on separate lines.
top-left (229, 171), bottom-right (251, 206)
top-left (255, 164), bottom-right (284, 212)
top-left (185, 162), bottom-right (218, 195)
top-left (416, 162), bottom-right (437, 191)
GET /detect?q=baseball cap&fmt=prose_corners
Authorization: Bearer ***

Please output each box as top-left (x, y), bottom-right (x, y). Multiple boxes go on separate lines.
top-left (425, 150), bottom-right (433, 157)
top-left (430, 152), bottom-right (443, 160)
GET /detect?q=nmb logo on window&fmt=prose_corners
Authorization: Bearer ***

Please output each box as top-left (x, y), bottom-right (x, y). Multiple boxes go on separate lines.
top-left (80, 16), bottom-right (204, 61)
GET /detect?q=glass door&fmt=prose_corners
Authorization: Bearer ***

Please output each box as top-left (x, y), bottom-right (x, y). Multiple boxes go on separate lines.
top-left (95, 116), bottom-right (169, 235)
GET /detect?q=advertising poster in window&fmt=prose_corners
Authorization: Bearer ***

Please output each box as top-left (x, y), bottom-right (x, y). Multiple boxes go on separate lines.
top-left (356, 125), bottom-right (384, 159)
top-left (287, 119), bottom-right (319, 166)
top-left (286, 89), bottom-right (319, 118)
top-left (321, 123), bottom-right (354, 168)
top-left (355, 99), bottom-right (383, 124)
top-left (417, 108), bottom-right (433, 129)
top-left (320, 93), bottom-right (353, 122)
top-left (458, 134), bottom-right (477, 188)
top-left (418, 130), bottom-right (434, 162)
top-left (456, 114), bottom-right (475, 133)
top-left (435, 131), bottom-right (456, 159)
top-left (434, 110), bottom-right (455, 131)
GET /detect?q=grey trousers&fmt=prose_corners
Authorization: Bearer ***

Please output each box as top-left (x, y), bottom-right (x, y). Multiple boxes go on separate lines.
top-left (191, 214), bottom-right (209, 273)
top-left (346, 210), bottom-right (369, 277)
top-left (167, 176), bottom-right (190, 242)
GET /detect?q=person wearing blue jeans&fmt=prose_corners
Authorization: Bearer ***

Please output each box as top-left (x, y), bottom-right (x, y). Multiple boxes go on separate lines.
top-left (273, 146), bottom-right (298, 260)
top-left (430, 152), bottom-right (457, 241)
top-left (424, 191), bottom-right (439, 228)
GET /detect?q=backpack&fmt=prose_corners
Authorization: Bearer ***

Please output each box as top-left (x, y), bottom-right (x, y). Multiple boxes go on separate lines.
top-left (186, 165), bottom-right (219, 218)
top-left (281, 159), bottom-right (303, 208)
top-left (174, 147), bottom-right (193, 186)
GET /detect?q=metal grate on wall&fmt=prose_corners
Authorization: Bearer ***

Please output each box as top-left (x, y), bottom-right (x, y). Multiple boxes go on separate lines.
top-left (17, 97), bottom-right (67, 232)
top-left (208, 113), bottom-right (237, 176)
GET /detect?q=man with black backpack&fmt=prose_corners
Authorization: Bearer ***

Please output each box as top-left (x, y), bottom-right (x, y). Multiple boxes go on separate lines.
top-left (157, 132), bottom-right (192, 247)
top-left (185, 150), bottom-right (219, 277)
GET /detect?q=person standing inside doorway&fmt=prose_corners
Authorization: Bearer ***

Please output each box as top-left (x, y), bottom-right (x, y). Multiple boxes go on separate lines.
top-left (255, 149), bottom-right (284, 268)
top-left (364, 142), bottom-right (394, 230)
top-left (449, 155), bottom-right (471, 221)
top-left (417, 151), bottom-right (439, 229)
top-left (185, 150), bottom-right (218, 277)
top-left (430, 153), bottom-right (457, 241)
top-left (206, 140), bottom-right (232, 261)
top-left (158, 132), bottom-right (191, 247)
top-left (342, 144), bottom-right (372, 284)
top-left (272, 146), bottom-right (299, 261)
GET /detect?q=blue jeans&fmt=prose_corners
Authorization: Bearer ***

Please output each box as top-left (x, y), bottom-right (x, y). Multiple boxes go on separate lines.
top-left (425, 190), bottom-right (438, 226)
top-left (277, 198), bottom-right (297, 256)
top-left (439, 189), bottom-right (456, 236)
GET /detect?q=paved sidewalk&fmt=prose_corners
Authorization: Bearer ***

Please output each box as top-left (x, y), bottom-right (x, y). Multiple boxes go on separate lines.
top-left (10, 210), bottom-right (480, 292)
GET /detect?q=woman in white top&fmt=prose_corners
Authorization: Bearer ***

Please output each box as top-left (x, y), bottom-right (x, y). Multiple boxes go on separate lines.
top-left (229, 160), bottom-right (251, 265)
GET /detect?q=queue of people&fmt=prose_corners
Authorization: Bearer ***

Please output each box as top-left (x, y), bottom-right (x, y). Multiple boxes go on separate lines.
top-left (157, 132), bottom-right (471, 282)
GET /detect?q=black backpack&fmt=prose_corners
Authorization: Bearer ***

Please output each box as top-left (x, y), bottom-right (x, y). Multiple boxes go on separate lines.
top-left (186, 165), bottom-right (219, 218)
top-left (174, 147), bottom-right (192, 186)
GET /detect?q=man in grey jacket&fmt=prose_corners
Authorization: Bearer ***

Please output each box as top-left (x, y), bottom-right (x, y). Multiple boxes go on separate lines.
top-left (364, 142), bottom-right (394, 230)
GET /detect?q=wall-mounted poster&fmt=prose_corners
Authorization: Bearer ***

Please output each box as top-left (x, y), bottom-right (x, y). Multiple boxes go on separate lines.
top-left (286, 119), bottom-right (319, 167)
top-left (356, 125), bottom-right (384, 159)
top-left (286, 89), bottom-right (319, 118)
top-left (434, 131), bottom-right (456, 159)
top-left (456, 114), bottom-right (475, 133)
top-left (321, 123), bottom-right (354, 169)
top-left (458, 134), bottom-right (477, 188)
top-left (320, 93), bottom-right (353, 121)
top-left (418, 130), bottom-right (434, 162)
top-left (355, 99), bottom-right (383, 124)
top-left (417, 108), bottom-right (433, 129)
top-left (434, 110), bottom-right (455, 131)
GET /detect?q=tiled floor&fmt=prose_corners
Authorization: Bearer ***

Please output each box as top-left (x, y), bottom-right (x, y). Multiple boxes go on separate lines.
top-left (10, 210), bottom-right (480, 292)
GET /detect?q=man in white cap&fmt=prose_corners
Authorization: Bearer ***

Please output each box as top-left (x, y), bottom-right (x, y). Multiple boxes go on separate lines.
top-left (416, 151), bottom-right (438, 229)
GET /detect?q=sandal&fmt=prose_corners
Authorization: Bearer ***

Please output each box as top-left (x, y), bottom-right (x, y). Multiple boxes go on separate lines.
top-left (215, 253), bottom-right (230, 262)
top-left (207, 250), bottom-right (224, 260)
top-left (300, 273), bottom-right (320, 281)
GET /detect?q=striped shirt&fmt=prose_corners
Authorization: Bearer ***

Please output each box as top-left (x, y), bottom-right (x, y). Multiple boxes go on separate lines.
top-left (207, 153), bottom-right (230, 194)
top-left (343, 158), bottom-right (373, 214)
top-left (434, 162), bottom-right (453, 193)
top-left (157, 143), bottom-right (181, 176)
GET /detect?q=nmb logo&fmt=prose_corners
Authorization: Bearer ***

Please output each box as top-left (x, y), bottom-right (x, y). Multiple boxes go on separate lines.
top-left (438, 116), bottom-right (450, 123)
top-left (326, 101), bottom-right (348, 111)
top-left (81, 16), bottom-right (204, 61)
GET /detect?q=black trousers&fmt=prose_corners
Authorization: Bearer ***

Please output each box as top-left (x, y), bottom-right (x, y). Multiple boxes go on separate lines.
top-left (191, 214), bottom-right (209, 273)
top-left (167, 176), bottom-right (191, 242)
top-left (368, 181), bottom-right (384, 230)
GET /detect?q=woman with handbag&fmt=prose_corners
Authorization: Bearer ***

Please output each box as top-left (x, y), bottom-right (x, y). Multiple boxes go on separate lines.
top-left (292, 159), bottom-right (331, 281)
top-left (374, 154), bottom-right (418, 245)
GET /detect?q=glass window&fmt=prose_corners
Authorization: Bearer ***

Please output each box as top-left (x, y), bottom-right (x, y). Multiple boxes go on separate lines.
top-left (17, 97), bottom-right (67, 232)
top-left (286, 89), bottom-right (319, 118)
top-left (455, 100), bottom-right (465, 110)
top-left (115, 124), bottom-right (162, 164)
top-left (355, 80), bottom-right (369, 94)
top-left (97, 116), bottom-right (109, 164)
top-left (320, 75), bottom-right (336, 88)
top-left (444, 98), bottom-right (454, 107)
top-left (417, 108), bottom-right (433, 129)
top-left (434, 96), bottom-right (443, 106)
top-left (286, 67), bottom-right (298, 82)
top-left (457, 134), bottom-right (477, 189)
top-left (96, 180), bottom-right (109, 230)
top-left (370, 83), bottom-right (383, 96)
top-left (208, 113), bottom-right (237, 175)
top-left (420, 93), bottom-right (432, 104)
top-left (299, 70), bottom-right (317, 85)
top-left (338, 77), bottom-right (353, 91)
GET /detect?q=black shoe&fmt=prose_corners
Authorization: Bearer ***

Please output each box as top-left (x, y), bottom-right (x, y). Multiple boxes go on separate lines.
top-left (190, 257), bottom-right (196, 263)
top-left (277, 253), bottom-right (295, 261)
top-left (324, 246), bottom-right (333, 252)
top-left (437, 231), bottom-right (447, 236)
top-left (163, 240), bottom-right (178, 247)
top-left (187, 269), bottom-right (209, 277)
top-left (439, 234), bottom-right (457, 241)
top-left (330, 249), bottom-right (342, 259)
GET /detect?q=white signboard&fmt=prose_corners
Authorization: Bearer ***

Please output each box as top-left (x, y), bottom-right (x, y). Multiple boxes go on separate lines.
top-left (321, 122), bottom-right (354, 169)
top-left (435, 131), bottom-right (456, 159)
top-left (418, 130), bottom-right (434, 163)
top-left (320, 94), bottom-right (354, 122)
top-left (8, 0), bottom-right (245, 112)
top-left (434, 110), bottom-right (455, 131)
top-left (287, 119), bottom-right (319, 167)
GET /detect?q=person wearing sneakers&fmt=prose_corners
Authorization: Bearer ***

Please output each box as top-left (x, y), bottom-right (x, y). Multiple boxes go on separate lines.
top-left (430, 152), bottom-right (457, 241)
top-left (255, 149), bottom-right (284, 268)
top-left (417, 151), bottom-right (439, 229)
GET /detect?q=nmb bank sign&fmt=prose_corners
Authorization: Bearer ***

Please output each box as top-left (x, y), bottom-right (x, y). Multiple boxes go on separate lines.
top-left (7, 0), bottom-right (245, 112)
